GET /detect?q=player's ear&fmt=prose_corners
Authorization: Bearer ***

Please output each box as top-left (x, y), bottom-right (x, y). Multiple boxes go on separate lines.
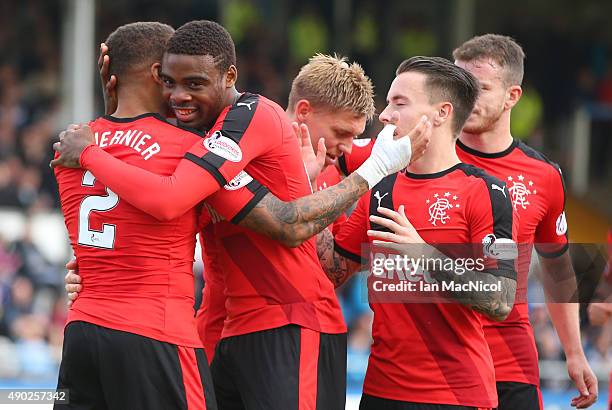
top-left (433, 102), bottom-right (453, 127)
top-left (151, 63), bottom-right (162, 85)
top-left (505, 85), bottom-right (522, 110)
top-left (225, 65), bottom-right (237, 88)
top-left (294, 99), bottom-right (312, 123)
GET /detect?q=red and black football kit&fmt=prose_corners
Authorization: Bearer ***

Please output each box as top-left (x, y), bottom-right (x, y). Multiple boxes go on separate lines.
top-left (335, 163), bottom-right (517, 409)
top-left (54, 113), bottom-right (215, 410)
top-left (340, 137), bottom-right (569, 409)
top-left (457, 139), bottom-right (568, 410)
top-left (77, 94), bottom-right (348, 410)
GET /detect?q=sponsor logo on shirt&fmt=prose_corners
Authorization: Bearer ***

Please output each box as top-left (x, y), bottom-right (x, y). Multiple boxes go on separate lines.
top-left (555, 211), bottom-right (567, 236)
top-left (374, 190), bottom-right (388, 208)
top-left (237, 101), bottom-right (256, 110)
top-left (204, 131), bottom-right (242, 162)
top-left (224, 171), bottom-right (253, 191)
top-left (491, 183), bottom-right (507, 198)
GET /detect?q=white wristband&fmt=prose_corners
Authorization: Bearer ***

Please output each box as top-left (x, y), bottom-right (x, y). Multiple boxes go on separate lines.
top-left (354, 124), bottom-right (412, 189)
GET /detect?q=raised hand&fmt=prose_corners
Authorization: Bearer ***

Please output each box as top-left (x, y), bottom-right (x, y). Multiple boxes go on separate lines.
top-left (293, 121), bottom-right (326, 185)
top-left (98, 43), bottom-right (118, 115)
top-left (355, 114), bottom-right (431, 188)
top-left (50, 124), bottom-right (95, 168)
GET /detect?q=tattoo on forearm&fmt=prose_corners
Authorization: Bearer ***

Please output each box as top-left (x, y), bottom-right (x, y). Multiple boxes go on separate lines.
top-left (316, 229), bottom-right (355, 287)
top-left (428, 248), bottom-right (516, 321)
top-left (239, 173), bottom-right (369, 246)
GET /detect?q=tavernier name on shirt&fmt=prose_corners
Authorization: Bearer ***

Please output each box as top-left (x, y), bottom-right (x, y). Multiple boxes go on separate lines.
top-left (94, 129), bottom-right (161, 160)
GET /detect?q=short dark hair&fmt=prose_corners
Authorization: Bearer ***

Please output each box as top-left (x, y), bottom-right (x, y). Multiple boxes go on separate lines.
top-left (396, 56), bottom-right (480, 136)
top-left (166, 20), bottom-right (236, 73)
top-left (453, 34), bottom-right (525, 86)
top-left (105, 22), bottom-right (174, 78)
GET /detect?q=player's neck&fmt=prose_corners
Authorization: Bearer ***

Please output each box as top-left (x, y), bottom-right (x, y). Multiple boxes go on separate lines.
top-left (458, 113), bottom-right (514, 154)
top-left (113, 85), bottom-right (164, 119)
top-left (407, 132), bottom-right (460, 175)
top-left (226, 87), bottom-right (242, 107)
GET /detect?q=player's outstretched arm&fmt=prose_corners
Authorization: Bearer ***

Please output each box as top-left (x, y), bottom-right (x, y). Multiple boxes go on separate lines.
top-left (51, 125), bottom-right (223, 221)
top-left (236, 117), bottom-right (431, 247)
top-left (369, 206), bottom-right (517, 321)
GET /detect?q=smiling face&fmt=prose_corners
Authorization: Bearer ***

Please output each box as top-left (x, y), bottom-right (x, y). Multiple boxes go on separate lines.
top-left (157, 53), bottom-right (235, 131)
top-left (455, 58), bottom-right (509, 134)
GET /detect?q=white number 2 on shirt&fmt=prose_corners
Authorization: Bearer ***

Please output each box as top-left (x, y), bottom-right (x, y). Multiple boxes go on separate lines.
top-left (78, 171), bottom-right (119, 249)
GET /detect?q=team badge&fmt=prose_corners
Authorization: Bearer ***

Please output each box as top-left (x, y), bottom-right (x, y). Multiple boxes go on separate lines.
top-left (426, 192), bottom-right (460, 226)
top-left (507, 174), bottom-right (536, 210)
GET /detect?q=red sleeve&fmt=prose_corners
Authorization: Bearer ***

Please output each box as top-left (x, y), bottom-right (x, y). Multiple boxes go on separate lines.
top-left (330, 213), bottom-right (348, 236)
top-left (467, 177), bottom-right (517, 279)
top-left (534, 166), bottom-right (569, 258)
top-left (79, 96), bottom-right (282, 222)
top-left (204, 171), bottom-right (269, 224)
top-left (336, 138), bottom-right (374, 176)
top-left (196, 232), bottom-right (227, 363)
top-left (334, 193), bottom-right (371, 263)
top-left (80, 144), bottom-right (219, 221)
top-left (184, 95), bottom-right (282, 186)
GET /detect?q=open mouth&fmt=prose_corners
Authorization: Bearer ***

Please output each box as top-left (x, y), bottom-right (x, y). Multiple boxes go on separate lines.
top-left (173, 107), bottom-right (199, 123)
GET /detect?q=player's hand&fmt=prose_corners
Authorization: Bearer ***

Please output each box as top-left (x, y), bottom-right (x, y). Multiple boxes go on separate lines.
top-left (355, 114), bottom-right (431, 188)
top-left (367, 205), bottom-right (425, 245)
top-left (64, 259), bottom-right (82, 307)
top-left (588, 303), bottom-right (612, 326)
top-left (294, 122), bottom-right (326, 185)
top-left (567, 353), bottom-right (598, 408)
top-left (98, 43), bottom-right (118, 115)
top-left (51, 124), bottom-right (95, 168)
top-left (396, 113), bottom-right (431, 165)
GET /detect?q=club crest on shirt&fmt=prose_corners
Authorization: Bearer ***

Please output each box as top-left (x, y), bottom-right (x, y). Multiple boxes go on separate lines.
top-left (507, 174), bottom-right (536, 210)
top-left (426, 192), bottom-right (460, 226)
top-left (203, 130), bottom-right (242, 162)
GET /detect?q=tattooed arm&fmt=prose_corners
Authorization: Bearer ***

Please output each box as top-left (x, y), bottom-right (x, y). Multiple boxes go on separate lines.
top-left (316, 228), bottom-right (361, 287)
top-left (236, 117), bottom-right (432, 247)
top-left (425, 247), bottom-right (516, 321)
top-left (239, 172), bottom-right (369, 247)
top-left (368, 206), bottom-right (516, 321)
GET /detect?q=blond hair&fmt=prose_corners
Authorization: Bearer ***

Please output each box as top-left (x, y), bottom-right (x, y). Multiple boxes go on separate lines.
top-left (288, 54), bottom-right (375, 121)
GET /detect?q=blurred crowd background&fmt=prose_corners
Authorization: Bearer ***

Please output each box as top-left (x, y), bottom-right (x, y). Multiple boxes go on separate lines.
top-left (0, 0), bottom-right (611, 408)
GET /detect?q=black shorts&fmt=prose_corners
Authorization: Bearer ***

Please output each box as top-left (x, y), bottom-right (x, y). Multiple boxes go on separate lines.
top-left (495, 382), bottom-right (542, 410)
top-left (211, 325), bottom-right (347, 410)
top-left (359, 394), bottom-right (490, 410)
top-left (54, 321), bottom-right (216, 410)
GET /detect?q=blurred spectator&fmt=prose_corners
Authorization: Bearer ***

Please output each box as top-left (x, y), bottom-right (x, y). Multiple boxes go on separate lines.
top-left (11, 314), bottom-right (56, 380)
top-left (3, 276), bottom-right (35, 334)
top-left (531, 304), bottom-right (562, 361)
top-left (14, 221), bottom-right (62, 287)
